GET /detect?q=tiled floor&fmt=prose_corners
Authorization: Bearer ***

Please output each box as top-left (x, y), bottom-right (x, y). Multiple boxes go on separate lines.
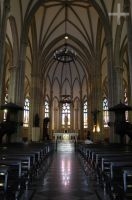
top-left (22, 142), bottom-right (110, 200)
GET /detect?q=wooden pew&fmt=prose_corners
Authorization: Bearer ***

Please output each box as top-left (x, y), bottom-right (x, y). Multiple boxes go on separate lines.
top-left (0, 142), bottom-right (54, 198)
top-left (103, 161), bottom-right (132, 200)
top-left (97, 154), bottom-right (132, 183)
top-left (121, 167), bottom-right (132, 200)
top-left (77, 142), bottom-right (132, 200)
top-left (0, 160), bottom-right (22, 199)
top-left (0, 166), bottom-right (9, 193)
top-left (0, 155), bottom-right (32, 190)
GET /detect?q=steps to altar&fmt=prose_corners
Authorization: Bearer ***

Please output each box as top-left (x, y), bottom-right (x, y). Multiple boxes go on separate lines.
top-left (57, 141), bottom-right (75, 152)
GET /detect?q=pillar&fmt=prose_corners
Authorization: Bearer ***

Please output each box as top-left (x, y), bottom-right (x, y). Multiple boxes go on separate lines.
top-left (8, 66), bottom-right (17, 102)
top-left (54, 107), bottom-right (58, 131)
top-left (74, 108), bottom-right (78, 132)
top-left (0, 0), bottom-right (10, 105)
top-left (79, 89), bottom-right (84, 139)
top-left (15, 40), bottom-right (27, 106)
top-left (114, 66), bottom-right (124, 103)
top-left (30, 73), bottom-right (42, 140)
top-left (105, 39), bottom-right (116, 143)
top-left (49, 90), bottom-right (53, 138)
top-left (124, 0), bottom-right (132, 106)
top-left (90, 60), bottom-right (102, 142)
top-left (70, 98), bottom-right (74, 131)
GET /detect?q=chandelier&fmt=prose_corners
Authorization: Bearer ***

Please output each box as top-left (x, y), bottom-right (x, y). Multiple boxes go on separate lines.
top-left (53, 3), bottom-right (76, 63)
top-left (54, 45), bottom-right (76, 63)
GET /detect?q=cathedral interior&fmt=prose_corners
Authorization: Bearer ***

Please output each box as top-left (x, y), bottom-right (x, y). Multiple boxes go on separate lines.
top-left (0, 0), bottom-right (132, 200)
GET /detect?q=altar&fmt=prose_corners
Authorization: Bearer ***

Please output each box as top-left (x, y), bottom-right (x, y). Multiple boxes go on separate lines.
top-left (54, 132), bottom-right (78, 141)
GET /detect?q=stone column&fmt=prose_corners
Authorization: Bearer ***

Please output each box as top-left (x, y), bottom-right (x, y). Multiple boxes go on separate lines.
top-left (70, 100), bottom-right (74, 131)
top-left (30, 73), bottom-right (42, 141)
top-left (114, 66), bottom-right (124, 102)
top-left (125, 0), bottom-right (132, 105)
top-left (79, 89), bottom-right (84, 139)
top-left (0, 0), bottom-right (10, 105)
top-left (90, 61), bottom-right (102, 141)
top-left (54, 107), bottom-right (58, 131)
top-left (13, 40), bottom-right (28, 142)
top-left (105, 40), bottom-right (115, 106)
top-left (105, 40), bottom-right (116, 143)
top-left (96, 69), bottom-right (102, 140)
top-left (15, 41), bottom-right (27, 106)
top-left (39, 100), bottom-right (44, 141)
top-left (8, 66), bottom-right (17, 102)
top-left (57, 105), bottom-right (60, 131)
top-left (74, 108), bottom-right (78, 132)
top-left (49, 90), bottom-right (53, 138)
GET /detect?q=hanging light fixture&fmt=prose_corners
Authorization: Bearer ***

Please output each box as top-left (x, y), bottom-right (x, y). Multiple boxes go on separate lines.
top-left (53, 3), bottom-right (76, 63)
top-left (60, 63), bottom-right (72, 104)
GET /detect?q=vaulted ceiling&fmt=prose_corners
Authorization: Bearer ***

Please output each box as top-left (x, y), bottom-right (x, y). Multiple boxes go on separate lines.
top-left (5, 0), bottom-right (128, 101)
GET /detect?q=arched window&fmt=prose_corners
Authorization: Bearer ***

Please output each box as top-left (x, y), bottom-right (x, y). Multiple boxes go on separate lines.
top-left (44, 101), bottom-right (49, 118)
top-left (61, 103), bottom-right (71, 129)
top-left (23, 98), bottom-right (29, 127)
top-left (103, 97), bottom-right (109, 127)
top-left (83, 101), bottom-right (88, 128)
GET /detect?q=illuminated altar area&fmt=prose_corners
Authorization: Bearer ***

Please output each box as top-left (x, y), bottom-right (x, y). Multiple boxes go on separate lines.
top-left (53, 132), bottom-right (78, 141)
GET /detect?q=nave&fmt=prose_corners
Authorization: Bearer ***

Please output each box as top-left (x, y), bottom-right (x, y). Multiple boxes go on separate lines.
top-left (24, 142), bottom-right (108, 200)
top-left (1, 141), bottom-right (132, 200)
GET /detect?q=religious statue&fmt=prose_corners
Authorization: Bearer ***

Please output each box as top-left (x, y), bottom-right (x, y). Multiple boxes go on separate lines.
top-left (33, 113), bottom-right (40, 127)
top-left (64, 115), bottom-right (68, 132)
top-left (43, 117), bottom-right (50, 140)
top-left (92, 109), bottom-right (100, 125)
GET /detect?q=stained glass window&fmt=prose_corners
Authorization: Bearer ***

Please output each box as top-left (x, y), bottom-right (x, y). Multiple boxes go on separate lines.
top-left (62, 103), bottom-right (70, 129)
top-left (83, 101), bottom-right (88, 128)
top-left (103, 98), bottom-right (109, 127)
top-left (45, 101), bottom-right (49, 118)
top-left (3, 93), bottom-right (8, 121)
top-left (23, 98), bottom-right (29, 127)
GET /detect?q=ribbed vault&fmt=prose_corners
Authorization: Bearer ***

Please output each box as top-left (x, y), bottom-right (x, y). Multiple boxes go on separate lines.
top-left (26, 0), bottom-right (108, 101)
top-left (4, 0), bottom-right (128, 120)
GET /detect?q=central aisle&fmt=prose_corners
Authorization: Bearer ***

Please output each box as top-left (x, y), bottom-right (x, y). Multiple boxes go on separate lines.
top-left (31, 142), bottom-right (104, 200)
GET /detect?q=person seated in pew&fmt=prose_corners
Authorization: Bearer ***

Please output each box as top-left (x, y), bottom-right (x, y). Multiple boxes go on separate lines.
top-left (84, 131), bottom-right (93, 144)
top-left (84, 138), bottom-right (93, 144)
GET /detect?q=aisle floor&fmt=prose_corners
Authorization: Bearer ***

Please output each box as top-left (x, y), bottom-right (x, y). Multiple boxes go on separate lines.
top-left (24, 142), bottom-right (109, 200)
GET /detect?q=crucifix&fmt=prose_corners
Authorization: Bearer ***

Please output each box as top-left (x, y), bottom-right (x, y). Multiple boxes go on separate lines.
top-left (108, 3), bottom-right (129, 25)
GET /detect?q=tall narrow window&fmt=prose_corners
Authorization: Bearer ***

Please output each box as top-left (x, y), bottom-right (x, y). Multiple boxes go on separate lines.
top-left (124, 88), bottom-right (128, 121)
top-left (23, 98), bottom-right (29, 127)
top-left (62, 103), bottom-right (70, 129)
top-left (103, 97), bottom-right (109, 127)
top-left (44, 101), bottom-right (49, 118)
top-left (83, 101), bottom-right (88, 128)
top-left (3, 93), bottom-right (8, 121)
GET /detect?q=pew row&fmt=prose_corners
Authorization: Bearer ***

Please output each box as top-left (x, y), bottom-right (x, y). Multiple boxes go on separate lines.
top-left (0, 141), bottom-right (54, 199)
top-left (77, 143), bottom-right (132, 200)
